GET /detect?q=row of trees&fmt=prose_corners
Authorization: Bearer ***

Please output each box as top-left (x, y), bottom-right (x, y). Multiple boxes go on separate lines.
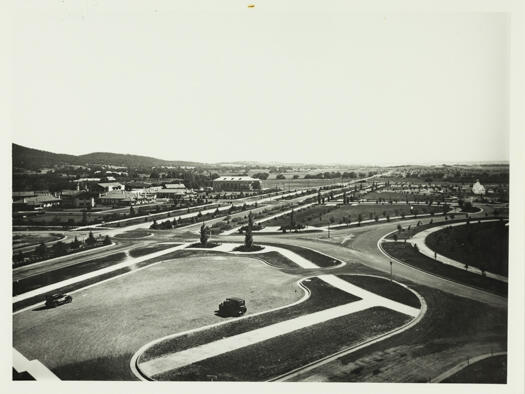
top-left (13, 232), bottom-right (111, 265)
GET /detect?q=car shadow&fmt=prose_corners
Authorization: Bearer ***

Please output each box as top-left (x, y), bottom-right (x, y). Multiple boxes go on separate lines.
top-left (33, 305), bottom-right (53, 311)
top-left (214, 310), bottom-right (230, 318)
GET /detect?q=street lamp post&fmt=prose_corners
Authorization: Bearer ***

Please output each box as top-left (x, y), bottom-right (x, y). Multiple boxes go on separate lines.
top-left (390, 260), bottom-right (393, 283)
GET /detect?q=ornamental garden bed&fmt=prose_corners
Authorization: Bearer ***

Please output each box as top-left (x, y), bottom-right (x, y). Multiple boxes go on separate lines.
top-left (233, 245), bottom-right (265, 252)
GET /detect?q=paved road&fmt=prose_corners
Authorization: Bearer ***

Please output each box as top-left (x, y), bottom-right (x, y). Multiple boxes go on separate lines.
top-left (221, 210), bottom-right (506, 309)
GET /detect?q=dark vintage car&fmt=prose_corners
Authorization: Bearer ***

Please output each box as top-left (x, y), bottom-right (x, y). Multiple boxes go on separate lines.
top-left (218, 297), bottom-right (247, 317)
top-left (45, 293), bottom-right (72, 308)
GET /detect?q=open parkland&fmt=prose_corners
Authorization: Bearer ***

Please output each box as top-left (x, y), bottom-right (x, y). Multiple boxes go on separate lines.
top-left (11, 175), bottom-right (510, 383)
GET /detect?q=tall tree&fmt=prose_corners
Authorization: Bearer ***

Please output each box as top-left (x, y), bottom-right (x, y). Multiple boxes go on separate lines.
top-left (245, 211), bottom-right (253, 248)
top-left (200, 222), bottom-right (210, 247)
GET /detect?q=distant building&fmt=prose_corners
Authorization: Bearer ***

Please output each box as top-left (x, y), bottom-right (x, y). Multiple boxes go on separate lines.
top-left (94, 182), bottom-right (124, 193)
top-left (472, 180), bottom-right (486, 195)
top-left (60, 190), bottom-right (96, 209)
top-left (212, 176), bottom-right (261, 192)
top-left (98, 190), bottom-right (152, 206)
top-left (13, 194), bottom-right (61, 210)
top-left (163, 183), bottom-right (186, 190)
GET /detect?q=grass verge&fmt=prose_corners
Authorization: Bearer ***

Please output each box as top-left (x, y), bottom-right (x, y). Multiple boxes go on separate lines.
top-left (381, 243), bottom-right (507, 296)
top-left (425, 221), bottom-right (508, 276)
top-left (263, 242), bottom-right (341, 267)
top-left (442, 355), bottom-right (507, 383)
top-left (338, 275), bottom-right (421, 308)
top-left (129, 244), bottom-right (181, 258)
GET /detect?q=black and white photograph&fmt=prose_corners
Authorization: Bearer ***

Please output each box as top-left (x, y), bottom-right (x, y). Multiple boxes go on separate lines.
top-left (4, 1), bottom-right (524, 393)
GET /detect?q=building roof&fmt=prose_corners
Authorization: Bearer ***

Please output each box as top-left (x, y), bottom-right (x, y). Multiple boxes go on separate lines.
top-left (97, 182), bottom-right (123, 188)
top-left (213, 176), bottom-right (259, 182)
top-left (164, 183), bottom-right (186, 189)
top-left (12, 191), bottom-right (36, 198)
top-left (126, 181), bottom-right (152, 188)
top-left (23, 195), bottom-right (61, 205)
top-left (157, 189), bottom-right (186, 195)
top-left (72, 178), bottom-right (101, 183)
top-left (100, 190), bottom-right (135, 201)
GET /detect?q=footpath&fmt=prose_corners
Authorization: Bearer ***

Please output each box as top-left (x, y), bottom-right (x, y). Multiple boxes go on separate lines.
top-left (409, 219), bottom-right (507, 283)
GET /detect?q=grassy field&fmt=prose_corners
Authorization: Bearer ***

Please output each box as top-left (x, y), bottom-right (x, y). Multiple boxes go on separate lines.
top-left (339, 275), bottom-right (421, 308)
top-left (263, 243), bottom-right (341, 268)
top-left (385, 217), bottom-right (472, 240)
top-left (139, 277), bottom-right (360, 365)
top-left (250, 251), bottom-right (299, 269)
top-left (291, 281), bottom-right (507, 382)
top-left (13, 254), bottom-right (302, 380)
top-left (381, 243), bottom-right (507, 296)
top-left (114, 230), bottom-right (152, 239)
top-left (264, 204), bottom-right (445, 228)
top-left (425, 221), bottom-right (508, 276)
top-left (361, 191), bottom-right (444, 201)
top-left (12, 232), bottom-right (63, 249)
top-left (128, 244), bottom-right (180, 258)
top-left (153, 306), bottom-right (410, 381)
top-left (442, 355), bottom-right (507, 383)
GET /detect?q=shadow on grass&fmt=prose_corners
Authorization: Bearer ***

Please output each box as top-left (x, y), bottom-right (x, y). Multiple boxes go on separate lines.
top-left (51, 353), bottom-right (138, 380)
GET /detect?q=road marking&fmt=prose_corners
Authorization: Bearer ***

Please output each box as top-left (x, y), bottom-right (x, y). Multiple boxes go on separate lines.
top-left (13, 348), bottom-right (60, 380)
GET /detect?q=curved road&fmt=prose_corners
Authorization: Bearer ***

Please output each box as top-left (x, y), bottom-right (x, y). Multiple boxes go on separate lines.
top-left (221, 212), bottom-right (506, 309)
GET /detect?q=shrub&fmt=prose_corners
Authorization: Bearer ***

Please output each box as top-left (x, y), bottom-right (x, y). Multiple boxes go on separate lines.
top-left (86, 231), bottom-right (97, 246)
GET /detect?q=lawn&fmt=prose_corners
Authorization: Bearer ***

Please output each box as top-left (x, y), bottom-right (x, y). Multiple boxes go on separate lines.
top-left (442, 355), bottom-right (507, 383)
top-left (263, 242), bottom-right (341, 268)
top-left (114, 230), bottom-right (152, 239)
top-left (381, 242), bottom-right (507, 296)
top-left (152, 306), bottom-right (410, 381)
top-left (425, 221), bottom-right (508, 276)
top-left (292, 281), bottom-right (507, 382)
top-left (128, 244), bottom-right (180, 258)
top-left (250, 251), bottom-right (299, 269)
top-left (264, 203), bottom-right (445, 228)
top-left (12, 232), bottom-right (63, 249)
top-left (138, 277), bottom-right (361, 366)
top-left (361, 191), bottom-right (444, 202)
top-left (385, 217), bottom-right (472, 240)
top-left (13, 254), bottom-right (302, 380)
top-left (338, 275), bottom-right (421, 308)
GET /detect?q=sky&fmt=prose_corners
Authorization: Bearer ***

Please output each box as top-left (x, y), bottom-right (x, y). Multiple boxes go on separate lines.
top-left (11, 1), bottom-right (510, 165)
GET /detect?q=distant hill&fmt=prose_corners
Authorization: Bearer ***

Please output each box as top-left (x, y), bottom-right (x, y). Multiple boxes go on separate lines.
top-left (12, 144), bottom-right (204, 169)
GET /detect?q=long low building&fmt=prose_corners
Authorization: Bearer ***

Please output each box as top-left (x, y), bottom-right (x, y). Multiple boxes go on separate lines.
top-left (98, 190), bottom-right (155, 207)
top-left (212, 176), bottom-right (261, 192)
